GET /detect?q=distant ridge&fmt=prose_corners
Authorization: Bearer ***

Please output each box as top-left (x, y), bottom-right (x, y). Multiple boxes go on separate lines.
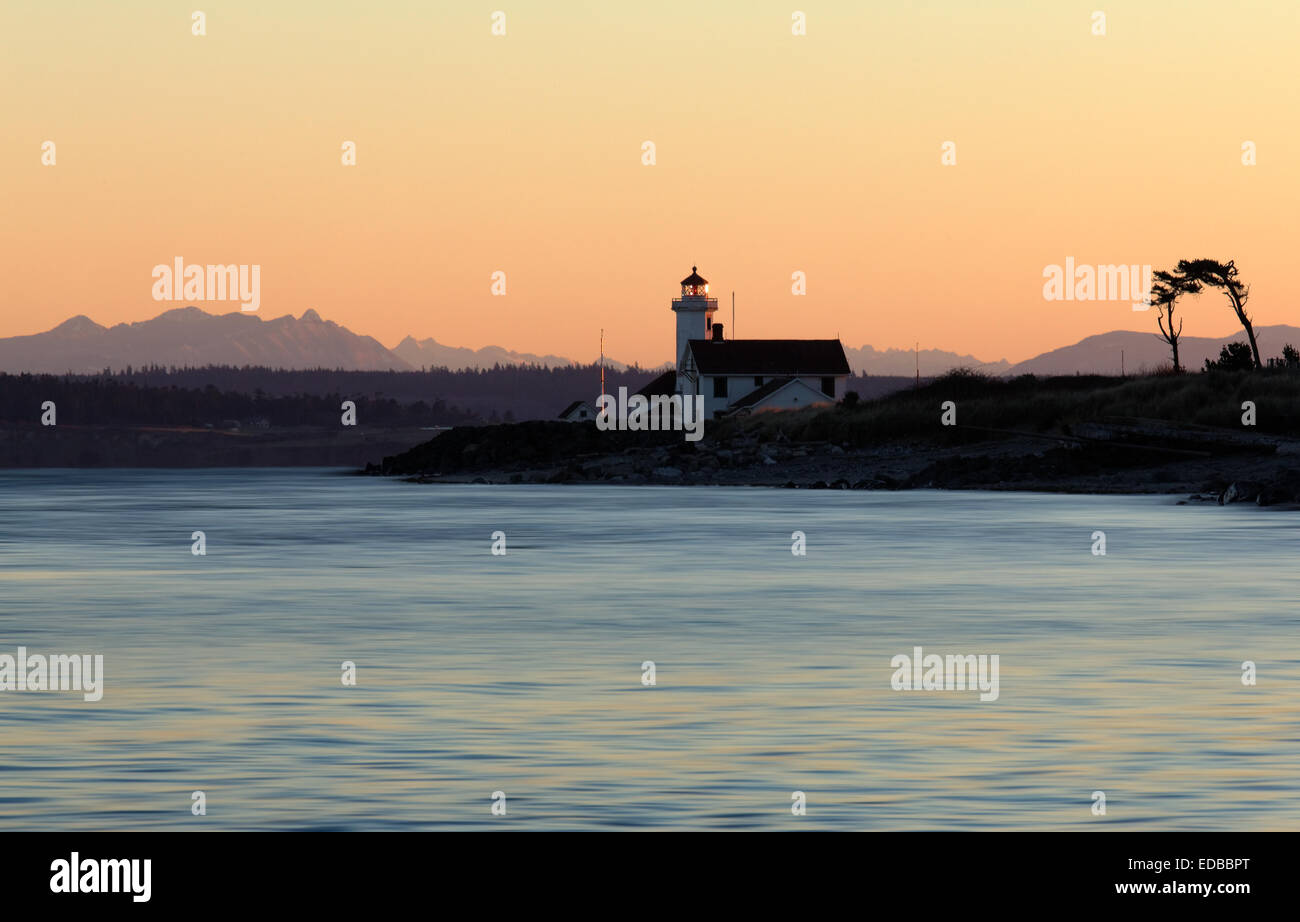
top-left (1005, 325), bottom-right (1300, 376)
top-left (0, 308), bottom-right (637, 374)
top-left (845, 325), bottom-right (1300, 377)
top-left (391, 335), bottom-right (631, 371)
top-left (5, 307), bottom-right (1298, 377)
top-left (845, 343), bottom-right (1010, 377)
top-left (0, 307), bottom-right (411, 373)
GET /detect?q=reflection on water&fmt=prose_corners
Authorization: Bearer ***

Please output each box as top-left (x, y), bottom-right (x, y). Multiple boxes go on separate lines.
top-left (0, 469), bottom-right (1297, 829)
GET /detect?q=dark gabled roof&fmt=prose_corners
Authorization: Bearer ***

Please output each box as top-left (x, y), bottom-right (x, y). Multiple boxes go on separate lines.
top-left (680, 266), bottom-right (707, 286)
top-left (558, 400), bottom-right (593, 418)
top-left (687, 339), bottom-right (850, 376)
top-left (727, 376), bottom-right (795, 409)
top-left (635, 369), bottom-right (677, 398)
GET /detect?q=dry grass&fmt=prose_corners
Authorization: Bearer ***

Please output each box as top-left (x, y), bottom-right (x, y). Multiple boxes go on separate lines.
top-left (714, 368), bottom-right (1300, 447)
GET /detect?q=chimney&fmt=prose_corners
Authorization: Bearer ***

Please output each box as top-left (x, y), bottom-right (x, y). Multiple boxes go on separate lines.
top-left (711, 322), bottom-right (724, 342)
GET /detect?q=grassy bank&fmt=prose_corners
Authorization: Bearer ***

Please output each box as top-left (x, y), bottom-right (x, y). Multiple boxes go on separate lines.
top-left (721, 369), bottom-right (1300, 446)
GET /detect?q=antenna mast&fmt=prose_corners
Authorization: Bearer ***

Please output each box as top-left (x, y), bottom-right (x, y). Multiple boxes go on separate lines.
top-left (600, 328), bottom-right (605, 397)
top-left (731, 291), bottom-right (735, 338)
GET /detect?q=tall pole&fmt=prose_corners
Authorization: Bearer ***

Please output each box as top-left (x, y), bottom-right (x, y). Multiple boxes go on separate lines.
top-left (731, 291), bottom-right (735, 338)
top-left (600, 328), bottom-right (605, 397)
top-left (915, 342), bottom-right (919, 389)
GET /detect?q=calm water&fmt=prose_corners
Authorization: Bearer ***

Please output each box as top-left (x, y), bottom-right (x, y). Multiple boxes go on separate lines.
top-left (1, 469), bottom-right (1297, 830)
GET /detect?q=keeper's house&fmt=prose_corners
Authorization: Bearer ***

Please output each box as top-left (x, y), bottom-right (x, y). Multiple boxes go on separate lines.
top-left (563, 266), bottom-right (852, 420)
top-left (557, 400), bottom-right (597, 422)
top-left (663, 267), bottom-right (850, 417)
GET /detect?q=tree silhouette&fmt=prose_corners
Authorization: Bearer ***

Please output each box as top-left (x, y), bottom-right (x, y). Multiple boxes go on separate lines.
top-left (1205, 341), bottom-right (1255, 372)
top-left (1149, 270), bottom-right (1201, 372)
top-left (1173, 259), bottom-right (1260, 369)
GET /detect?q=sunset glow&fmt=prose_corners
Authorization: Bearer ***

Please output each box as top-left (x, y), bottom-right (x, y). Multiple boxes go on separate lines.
top-left (3, 1), bottom-right (1297, 366)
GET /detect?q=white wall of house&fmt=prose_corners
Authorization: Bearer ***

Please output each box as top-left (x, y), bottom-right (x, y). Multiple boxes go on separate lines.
top-left (746, 378), bottom-right (838, 412)
top-left (697, 373), bottom-right (846, 415)
top-left (561, 403), bottom-right (596, 421)
top-left (794, 375), bottom-right (845, 401)
top-left (701, 376), bottom-right (733, 417)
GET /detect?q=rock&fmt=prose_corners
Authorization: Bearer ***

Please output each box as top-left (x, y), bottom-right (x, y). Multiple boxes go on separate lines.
top-left (830, 445), bottom-right (845, 455)
top-left (1219, 481), bottom-right (1262, 504)
top-left (810, 480), bottom-right (829, 489)
top-left (761, 455), bottom-right (777, 465)
top-left (1256, 488), bottom-right (1281, 506)
top-left (1256, 481), bottom-right (1300, 506)
top-left (652, 466), bottom-right (683, 479)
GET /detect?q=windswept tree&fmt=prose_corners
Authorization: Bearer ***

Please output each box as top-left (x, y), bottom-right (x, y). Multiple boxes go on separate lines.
top-left (1149, 270), bottom-right (1201, 372)
top-left (1174, 259), bottom-right (1261, 369)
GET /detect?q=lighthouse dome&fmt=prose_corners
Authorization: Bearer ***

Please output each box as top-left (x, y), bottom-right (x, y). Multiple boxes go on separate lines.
top-left (680, 266), bottom-right (708, 296)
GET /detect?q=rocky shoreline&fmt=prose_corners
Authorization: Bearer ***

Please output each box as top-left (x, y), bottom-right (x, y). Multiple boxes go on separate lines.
top-left (365, 418), bottom-right (1300, 508)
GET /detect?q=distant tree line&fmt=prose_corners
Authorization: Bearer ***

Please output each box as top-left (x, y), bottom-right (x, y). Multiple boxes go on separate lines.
top-left (0, 373), bottom-right (480, 428)
top-left (25, 363), bottom-right (663, 422)
top-left (1204, 341), bottom-right (1300, 372)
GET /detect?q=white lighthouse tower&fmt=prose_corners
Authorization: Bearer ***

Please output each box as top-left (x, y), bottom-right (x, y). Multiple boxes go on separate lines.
top-left (672, 266), bottom-right (717, 390)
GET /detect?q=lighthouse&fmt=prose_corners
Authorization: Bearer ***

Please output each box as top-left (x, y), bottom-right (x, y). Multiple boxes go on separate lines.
top-left (561, 265), bottom-right (850, 422)
top-left (669, 265), bottom-right (851, 417)
top-left (671, 266), bottom-right (717, 388)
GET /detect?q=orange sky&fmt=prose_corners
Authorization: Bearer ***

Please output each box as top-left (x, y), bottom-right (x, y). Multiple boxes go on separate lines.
top-left (2, 1), bottom-right (1297, 366)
